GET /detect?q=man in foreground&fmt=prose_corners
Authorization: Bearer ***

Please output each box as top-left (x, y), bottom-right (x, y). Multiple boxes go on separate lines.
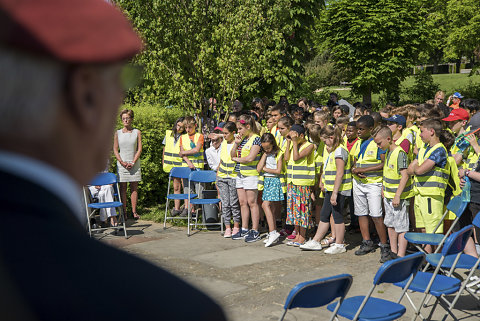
top-left (0, 0), bottom-right (226, 320)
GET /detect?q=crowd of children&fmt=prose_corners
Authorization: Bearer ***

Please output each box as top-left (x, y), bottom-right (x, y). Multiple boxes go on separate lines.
top-left (162, 92), bottom-right (480, 263)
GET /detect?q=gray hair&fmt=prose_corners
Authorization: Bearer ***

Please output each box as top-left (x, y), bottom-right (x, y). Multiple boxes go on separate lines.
top-left (0, 48), bottom-right (64, 139)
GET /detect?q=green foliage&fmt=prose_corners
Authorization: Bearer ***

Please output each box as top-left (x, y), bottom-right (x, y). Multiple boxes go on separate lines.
top-left (453, 81), bottom-right (480, 101)
top-left (115, 0), bottom-right (323, 111)
top-left (111, 103), bottom-right (184, 206)
top-left (402, 70), bottom-right (440, 103)
top-left (316, 0), bottom-right (425, 103)
top-left (302, 50), bottom-right (350, 93)
top-left (444, 0), bottom-right (480, 61)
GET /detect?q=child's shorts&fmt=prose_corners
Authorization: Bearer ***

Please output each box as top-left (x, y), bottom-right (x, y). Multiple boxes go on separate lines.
top-left (383, 198), bottom-right (409, 233)
top-left (353, 180), bottom-right (383, 217)
top-left (414, 195), bottom-right (444, 234)
top-left (235, 174), bottom-right (258, 190)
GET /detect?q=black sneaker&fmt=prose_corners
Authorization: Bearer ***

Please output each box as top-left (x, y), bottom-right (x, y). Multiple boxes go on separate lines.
top-left (355, 240), bottom-right (376, 256)
top-left (244, 230), bottom-right (260, 243)
top-left (379, 244), bottom-right (393, 263)
top-left (171, 208), bottom-right (182, 217)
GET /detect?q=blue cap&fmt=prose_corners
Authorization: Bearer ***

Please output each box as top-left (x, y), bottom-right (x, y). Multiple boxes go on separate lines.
top-left (384, 115), bottom-right (406, 128)
top-left (453, 92), bottom-right (464, 99)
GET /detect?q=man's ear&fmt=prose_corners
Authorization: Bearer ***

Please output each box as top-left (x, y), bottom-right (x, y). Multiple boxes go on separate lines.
top-left (67, 65), bottom-right (101, 129)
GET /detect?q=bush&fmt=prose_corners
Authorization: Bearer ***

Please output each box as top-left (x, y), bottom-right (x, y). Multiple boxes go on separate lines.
top-left (111, 103), bottom-right (184, 207)
top-left (402, 71), bottom-right (440, 103)
top-left (454, 81), bottom-right (480, 100)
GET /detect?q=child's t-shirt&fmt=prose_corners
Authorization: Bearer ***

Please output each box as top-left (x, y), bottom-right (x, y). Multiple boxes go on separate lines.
top-left (264, 154), bottom-right (277, 177)
top-left (417, 145), bottom-right (447, 168)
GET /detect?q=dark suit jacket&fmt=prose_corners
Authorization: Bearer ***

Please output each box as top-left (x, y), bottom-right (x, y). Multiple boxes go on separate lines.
top-left (0, 169), bottom-right (226, 321)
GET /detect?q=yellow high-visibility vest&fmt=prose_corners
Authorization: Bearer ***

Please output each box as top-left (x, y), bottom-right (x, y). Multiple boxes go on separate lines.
top-left (163, 130), bottom-right (185, 173)
top-left (383, 147), bottom-right (413, 199)
top-left (286, 142), bottom-right (316, 186)
top-left (239, 134), bottom-right (261, 176)
top-left (217, 140), bottom-right (237, 178)
top-left (414, 143), bottom-right (449, 197)
top-left (258, 151), bottom-right (287, 193)
top-left (314, 141), bottom-right (325, 176)
top-left (322, 145), bottom-right (352, 192)
top-left (181, 133), bottom-right (204, 169)
top-left (354, 139), bottom-right (383, 184)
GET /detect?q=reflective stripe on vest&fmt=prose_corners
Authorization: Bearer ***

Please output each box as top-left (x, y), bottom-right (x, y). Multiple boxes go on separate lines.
top-left (181, 132), bottom-right (204, 169)
top-left (287, 142), bottom-right (316, 186)
top-left (322, 145), bottom-right (352, 192)
top-left (414, 143), bottom-right (449, 197)
top-left (239, 134), bottom-right (260, 176)
top-left (217, 140), bottom-right (237, 178)
top-left (383, 147), bottom-right (413, 199)
top-left (163, 130), bottom-right (185, 172)
top-left (354, 139), bottom-right (383, 184)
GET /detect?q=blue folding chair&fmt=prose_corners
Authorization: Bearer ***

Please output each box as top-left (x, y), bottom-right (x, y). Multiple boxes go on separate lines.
top-left (279, 274), bottom-right (352, 321)
top-left (163, 167), bottom-right (197, 229)
top-left (187, 170), bottom-right (222, 236)
top-left (327, 252), bottom-right (425, 321)
top-left (394, 225), bottom-right (473, 321)
top-left (83, 172), bottom-right (127, 238)
top-left (405, 195), bottom-right (467, 254)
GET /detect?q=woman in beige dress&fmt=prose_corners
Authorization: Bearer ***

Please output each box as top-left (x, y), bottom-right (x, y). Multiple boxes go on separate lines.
top-left (114, 109), bottom-right (142, 219)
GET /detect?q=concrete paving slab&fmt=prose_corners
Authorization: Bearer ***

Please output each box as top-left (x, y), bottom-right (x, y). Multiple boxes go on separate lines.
top-left (184, 277), bottom-right (248, 298)
top-left (192, 246), bottom-right (298, 268)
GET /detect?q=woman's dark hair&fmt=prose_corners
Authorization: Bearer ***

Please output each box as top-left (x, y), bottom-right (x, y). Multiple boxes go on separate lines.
top-left (278, 115), bottom-right (294, 128)
top-left (440, 129), bottom-right (455, 151)
top-left (223, 121), bottom-right (237, 133)
top-left (171, 117), bottom-right (185, 137)
top-left (260, 133), bottom-right (279, 153)
top-left (357, 115), bottom-right (374, 128)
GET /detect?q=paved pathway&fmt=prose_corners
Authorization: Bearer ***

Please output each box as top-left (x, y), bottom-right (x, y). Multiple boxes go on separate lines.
top-left (99, 220), bottom-right (480, 321)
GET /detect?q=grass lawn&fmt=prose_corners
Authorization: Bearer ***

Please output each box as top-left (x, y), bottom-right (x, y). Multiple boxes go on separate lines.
top-left (318, 73), bottom-right (480, 107)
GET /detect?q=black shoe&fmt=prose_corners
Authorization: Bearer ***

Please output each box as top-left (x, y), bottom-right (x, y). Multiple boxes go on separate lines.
top-left (179, 208), bottom-right (188, 217)
top-left (379, 244), bottom-right (393, 263)
top-left (171, 209), bottom-right (181, 217)
top-left (355, 240), bottom-right (376, 256)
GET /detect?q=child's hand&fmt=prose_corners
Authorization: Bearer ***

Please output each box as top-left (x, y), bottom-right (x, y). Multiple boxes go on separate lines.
top-left (289, 131), bottom-right (298, 141)
top-left (392, 196), bottom-right (400, 208)
top-left (234, 134), bottom-right (243, 144)
top-left (467, 134), bottom-right (479, 148)
top-left (179, 151), bottom-right (184, 157)
top-left (330, 193), bottom-right (337, 206)
top-left (232, 157), bottom-right (239, 162)
top-left (311, 192), bottom-right (316, 202)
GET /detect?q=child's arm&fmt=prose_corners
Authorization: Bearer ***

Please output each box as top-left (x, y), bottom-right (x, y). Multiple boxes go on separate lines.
top-left (284, 139), bottom-right (291, 161)
top-left (263, 154), bottom-right (283, 175)
top-left (230, 134), bottom-right (242, 158)
top-left (180, 134), bottom-right (204, 156)
top-left (467, 135), bottom-right (480, 155)
top-left (232, 145), bottom-right (261, 164)
top-left (179, 144), bottom-right (195, 169)
top-left (411, 158), bottom-right (435, 176)
top-left (292, 140), bottom-right (315, 161)
top-left (256, 153), bottom-right (267, 173)
top-left (393, 168), bottom-right (409, 207)
top-left (330, 157), bottom-right (345, 206)
top-left (353, 152), bottom-right (385, 175)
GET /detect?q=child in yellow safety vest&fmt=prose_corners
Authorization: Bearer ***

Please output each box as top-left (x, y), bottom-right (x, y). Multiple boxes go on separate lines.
top-left (162, 117), bottom-right (185, 216)
top-left (257, 133), bottom-right (285, 247)
top-left (179, 116), bottom-right (205, 217)
top-left (374, 126), bottom-right (413, 260)
top-left (407, 119), bottom-right (449, 254)
top-left (216, 122), bottom-right (241, 238)
top-left (284, 124), bottom-right (316, 246)
top-left (351, 115), bottom-right (389, 262)
top-left (300, 125), bottom-right (350, 254)
top-left (231, 114), bottom-right (262, 242)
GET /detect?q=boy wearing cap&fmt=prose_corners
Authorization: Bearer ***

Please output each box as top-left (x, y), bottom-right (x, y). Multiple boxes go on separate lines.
top-left (385, 115), bottom-right (411, 155)
top-left (374, 126), bottom-right (413, 260)
top-left (447, 92), bottom-right (464, 110)
top-left (407, 119), bottom-right (448, 253)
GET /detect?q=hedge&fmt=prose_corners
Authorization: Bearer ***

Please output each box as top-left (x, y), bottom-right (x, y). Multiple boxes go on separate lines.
top-left (111, 103), bottom-right (184, 207)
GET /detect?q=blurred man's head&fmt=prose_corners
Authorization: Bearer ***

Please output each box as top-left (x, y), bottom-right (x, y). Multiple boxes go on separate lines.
top-left (0, 0), bottom-right (142, 185)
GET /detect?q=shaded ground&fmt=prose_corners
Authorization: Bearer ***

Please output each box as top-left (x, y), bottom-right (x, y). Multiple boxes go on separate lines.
top-left (98, 220), bottom-right (480, 321)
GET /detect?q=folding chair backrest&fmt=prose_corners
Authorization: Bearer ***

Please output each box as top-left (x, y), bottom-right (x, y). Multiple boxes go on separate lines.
top-left (373, 252), bottom-right (425, 285)
top-left (473, 211), bottom-right (480, 228)
top-left (89, 172), bottom-right (117, 186)
top-left (189, 170), bottom-right (216, 183)
top-left (441, 225), bottom-right (473, 256)
top-left (284, 274), bottom-right (353, 310)
top-left (170, 167), bottom-right (192, 179)
top-left (446, 196), bottom-right (468, 218)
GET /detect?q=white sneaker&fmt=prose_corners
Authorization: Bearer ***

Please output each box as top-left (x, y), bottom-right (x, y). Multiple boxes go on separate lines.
top-left (299, 239), bottom-right (323, 251)
top-left (265, 231), bottom-right (280, 247)
top-left (263, 234), bottom-right (270, 244)
top-left (325, 244), bottom-right (346, 254)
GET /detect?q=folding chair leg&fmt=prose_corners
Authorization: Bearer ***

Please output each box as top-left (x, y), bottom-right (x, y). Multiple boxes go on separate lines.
top-left (187, 203), bottom-right (191, 236)
top-left (164, 198), bottom-right (169, 229)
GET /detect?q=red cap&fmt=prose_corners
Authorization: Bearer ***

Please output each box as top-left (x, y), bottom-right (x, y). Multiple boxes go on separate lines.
top-left (442, 108), bottom-right (469, 122)
top-left (0, 0), bottom-right (143, 63)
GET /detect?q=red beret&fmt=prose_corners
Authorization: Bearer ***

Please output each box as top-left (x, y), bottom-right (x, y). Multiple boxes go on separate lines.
top-left (0, 0), bottom-right (143, 63)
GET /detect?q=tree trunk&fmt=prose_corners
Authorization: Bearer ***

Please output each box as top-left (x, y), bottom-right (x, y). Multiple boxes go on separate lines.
top-left (362, 88), bottom-right (372, 106)
top-left (433, 58), bottom-right (439, 74)
top-left (456, 59), bottom-right (461, 73)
